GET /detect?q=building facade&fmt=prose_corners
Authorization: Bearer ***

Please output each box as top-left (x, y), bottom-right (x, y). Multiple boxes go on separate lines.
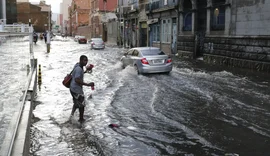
top-left (177, 0), bottom-right (270, 72)
top-left (146, 0), bottom-right (178, 54)
top-left (1, 0), bottom-right (18, 24)
top-left (69, 0), bottom-right (91, 36)
top-left (119, 0), bottom-right (270, 72)
top-left (17, 2), bottom-right (48, 32)
top-left (0, 0), bottom-right (3, 20)
top-left (90, 0), bottom-right (117, 41)
top-left (60, 0), bottom-right (72, 35)
top-left (115, 0), bottom-right (129, 46)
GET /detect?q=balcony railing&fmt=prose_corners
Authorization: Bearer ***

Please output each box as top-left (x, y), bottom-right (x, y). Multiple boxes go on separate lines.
top-left (146, 0), bottom-right (178, 12)
top-left (0, 23), bottom-right (31, 34)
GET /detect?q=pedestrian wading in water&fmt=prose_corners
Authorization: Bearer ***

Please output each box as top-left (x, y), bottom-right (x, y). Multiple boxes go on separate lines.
top-left (69, 55), bottom-right (94, 123)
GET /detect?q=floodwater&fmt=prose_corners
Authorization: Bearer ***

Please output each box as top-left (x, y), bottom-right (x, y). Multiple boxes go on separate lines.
top-left (26, 36), bottom-right (270, 156)
top-left (0, 37), bottom-right (30, 149)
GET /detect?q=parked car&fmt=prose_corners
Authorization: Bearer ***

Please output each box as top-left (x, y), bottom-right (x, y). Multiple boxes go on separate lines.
top-left (89, 38), bottom-right (105, 50)
top-left (120, 47), bottom-right (172, 74)
top-left (78, 36), bottom-right (87, 44)
top-left (74, 35), bottom-right (80, 42)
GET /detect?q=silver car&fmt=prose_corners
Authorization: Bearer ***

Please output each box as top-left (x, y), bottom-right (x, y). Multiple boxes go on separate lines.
top-left (121, 47), bottom-right (173, 74)
top-left (90, 38), bottom-right (105, 50)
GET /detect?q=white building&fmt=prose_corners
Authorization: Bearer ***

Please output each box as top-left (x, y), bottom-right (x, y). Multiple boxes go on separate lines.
top-left (60, 0), bottom-right (72, 34)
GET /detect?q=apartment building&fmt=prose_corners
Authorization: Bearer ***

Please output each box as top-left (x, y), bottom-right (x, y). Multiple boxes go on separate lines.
top-left (90, 0), bottom-right (117, 41)
top-left (69, 0), bottom-right (91, 36)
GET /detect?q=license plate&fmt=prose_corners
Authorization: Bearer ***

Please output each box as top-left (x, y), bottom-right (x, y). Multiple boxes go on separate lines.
top-left (153, 59), bottom-right (163, 63)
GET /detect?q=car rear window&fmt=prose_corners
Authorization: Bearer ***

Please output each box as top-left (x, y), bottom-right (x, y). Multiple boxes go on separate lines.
top-left (94, 40), bottom-right (103, 43)
top-left (141, 49), bottom-right (165, 56)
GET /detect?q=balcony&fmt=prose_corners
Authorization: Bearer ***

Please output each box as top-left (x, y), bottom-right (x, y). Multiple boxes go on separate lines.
top-left (146, 0), bottom-right (178, 13)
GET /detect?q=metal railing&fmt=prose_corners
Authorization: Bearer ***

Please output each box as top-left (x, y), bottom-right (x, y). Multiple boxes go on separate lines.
top-left (7, 66), bottom-right (37, 156)
top-left (0, 20), bottom-right (31, 35)
top-left (0, 19), bottom-right (35, 156)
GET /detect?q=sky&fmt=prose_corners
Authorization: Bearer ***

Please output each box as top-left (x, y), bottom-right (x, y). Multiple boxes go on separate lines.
top-left (29, 0), bottom-right (62, 14)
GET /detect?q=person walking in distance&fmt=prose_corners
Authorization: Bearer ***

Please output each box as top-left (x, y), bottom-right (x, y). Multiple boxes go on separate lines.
top-left (70, 55), bottom-right (94, 123)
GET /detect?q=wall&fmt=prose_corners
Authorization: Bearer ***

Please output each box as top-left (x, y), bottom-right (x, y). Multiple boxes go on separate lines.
top-left (232, 0), bottom-right (270, 36)
top-left (6, 0), bottom-right (17, 24)
top-left (177, 35), bottom-right (195, 58)
top-left (77, 9), bottom-right (90, 26)
top-left (107, 20), bottom-right (118, 44)
top-left (74, 0), bottom-right (90, 9)
top-left (0, 0), bottom-right (3, 19)
top-left (99, 0), bottom-right (117, 12)
top-left (17, 3), bottom-right (48, 32)
top-left (77, 26), bottom-right (91, 39)
top-left (204, 36), bottom-right (270, 72)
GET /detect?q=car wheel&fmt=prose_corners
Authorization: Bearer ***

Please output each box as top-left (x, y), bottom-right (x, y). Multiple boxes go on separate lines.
top-left (135, 65), bottom-right (140, 75)
top-left (121, 62), bottom-right (125, 69)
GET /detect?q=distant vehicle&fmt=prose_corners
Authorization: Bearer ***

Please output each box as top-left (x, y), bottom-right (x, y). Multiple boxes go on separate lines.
top-left (74, 35), bottom-right (80, 42)
top-left (78, 36), bottom-right (87, 44)
top-left (120, 47), bottom-right (172, 74)
top-left (89, 38), bottom-right (105, 50)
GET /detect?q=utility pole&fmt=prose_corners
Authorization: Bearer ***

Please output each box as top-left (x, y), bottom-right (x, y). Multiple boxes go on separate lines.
top-left (2, 0), bottom-right (6, 24)
top-left (47, 5), bottom-right (51, 53)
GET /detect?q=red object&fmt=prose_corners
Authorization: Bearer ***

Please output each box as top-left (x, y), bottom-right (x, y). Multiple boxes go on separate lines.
top-left (86, 64), bottom-right (94, 70)
top-left (141, 58), bottom-right (149, 64)
top-left (167, 58), bottom-right (172, 63)
top-left (62, 74), bottom-right (72, 88)
top-left (91, 86), bottom-right (95, 90)
top-left (79, 38), bottom-right (87, 44)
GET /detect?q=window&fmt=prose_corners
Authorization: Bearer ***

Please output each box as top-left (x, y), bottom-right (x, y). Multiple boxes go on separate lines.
top-left (133, 50), bottom-right (139, 56)
top-left (127, 49), bottom-right (134, 55)
top-left (141, 49), bottom-right (165, 56)
top-left (211, 7), bottom-right (225, 30)
top-left (183, 12), bottom-right (192, 31)
top-left (161, 19), bottom-right (171, 43)
top-left (164, 0), bottom-right (168, 5)
top-left (152, 24), bottom-right (160, 42)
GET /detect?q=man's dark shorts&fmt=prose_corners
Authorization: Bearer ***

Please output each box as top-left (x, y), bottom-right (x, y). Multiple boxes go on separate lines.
top-left (70, 90), bottom-right (85, 108)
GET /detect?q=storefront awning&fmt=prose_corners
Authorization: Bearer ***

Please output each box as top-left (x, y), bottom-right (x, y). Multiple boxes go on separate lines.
top-left (147, 19), bottom-right (159, 25)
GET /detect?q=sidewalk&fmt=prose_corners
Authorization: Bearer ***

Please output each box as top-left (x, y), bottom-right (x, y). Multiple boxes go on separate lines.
top-left (105, 41), bottom-right (118, 48)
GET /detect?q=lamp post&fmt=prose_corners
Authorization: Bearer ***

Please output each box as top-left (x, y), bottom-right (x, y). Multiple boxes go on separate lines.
top-left (1, 0), bottom-right (6, 24)
top-left (46, 5), bottom-right (51, 53)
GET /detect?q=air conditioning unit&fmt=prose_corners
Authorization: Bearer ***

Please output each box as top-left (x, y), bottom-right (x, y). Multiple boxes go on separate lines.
top-left (131, 5), bottom-right (134, 10)
top-left (164, 0), bottom-right (168, 5)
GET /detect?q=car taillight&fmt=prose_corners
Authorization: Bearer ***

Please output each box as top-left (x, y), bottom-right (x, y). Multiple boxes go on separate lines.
top-left (167, 58), bottom-right (172, 63)
top-left (141, 58), bottom-right (149, 64)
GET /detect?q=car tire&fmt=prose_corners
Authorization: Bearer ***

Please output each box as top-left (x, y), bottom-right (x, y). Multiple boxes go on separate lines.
top-left (135, 65), bottom-right (140, 75)
top-left (121, 62), bottom-right (125, 69)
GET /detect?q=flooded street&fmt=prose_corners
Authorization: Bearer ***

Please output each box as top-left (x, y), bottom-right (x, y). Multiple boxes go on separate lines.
top-left (0, 37), bottom-right (30, 149)
top-left (28, 37), bottom-right (270, 156)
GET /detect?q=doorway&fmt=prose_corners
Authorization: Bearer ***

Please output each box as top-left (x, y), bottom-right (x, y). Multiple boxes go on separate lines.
top-left (172, 18), bottom-right (177, 54)
top-left (195, 0), bottom-right (207, 57)
top-left (140, 22), bottom-right (147, 47)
